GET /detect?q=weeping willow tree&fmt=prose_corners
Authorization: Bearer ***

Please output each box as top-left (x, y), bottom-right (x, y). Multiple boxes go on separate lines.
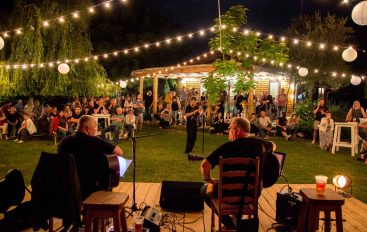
top-left (206, 5), bottom-right (288, 116)
top-left (0, 0), bottom-right (117, 97)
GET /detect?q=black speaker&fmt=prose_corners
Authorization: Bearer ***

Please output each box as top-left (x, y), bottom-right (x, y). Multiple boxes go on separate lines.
top-left (276, 192), bottom-right (302, 230)
top-left (160, 181), bottom-right (204, 212)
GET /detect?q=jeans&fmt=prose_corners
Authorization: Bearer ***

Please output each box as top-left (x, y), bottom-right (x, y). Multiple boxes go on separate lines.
top-left (172, 110), bottom-right (179, 125)
top-left (259, 128), bottom-right (270, 137)
top-left (17, 128), bottom-right (30, 141)
top-left (101, 125), bottom-right (121, 142)
top-left (277, 106), bottom-right (286, 117)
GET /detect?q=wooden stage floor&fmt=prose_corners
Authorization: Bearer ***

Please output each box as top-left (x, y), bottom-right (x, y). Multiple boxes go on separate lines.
top-left (20, 182), bottom-right (367, 232)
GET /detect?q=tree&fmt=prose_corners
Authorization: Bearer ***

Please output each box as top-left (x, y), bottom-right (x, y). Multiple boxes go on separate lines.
top-left (0, 0), bottom-right (116, 97)
top-left (206, 5), bottom-right (288, 116)
top-left (287, 12), bottom-right (354, 95)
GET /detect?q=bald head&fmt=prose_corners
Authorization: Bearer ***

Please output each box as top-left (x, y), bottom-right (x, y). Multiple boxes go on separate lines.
top-left (77, 115), bottom-right (97, 136)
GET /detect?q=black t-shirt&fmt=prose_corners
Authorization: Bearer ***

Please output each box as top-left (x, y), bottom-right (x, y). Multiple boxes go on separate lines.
top-left (72, 112), bottom-right (83, 120)
top-left (6, 112), bottom-right (20, 123)
top-left (171, 102), bottom-right (179, 111)
top-left (109, 105), bottom-right (119, 116)
top-left (94, 105), bottom-right (104, 114)
top-left (185, 104), bottom-right (199, 126)
top-left (277, 117), bottom-right (287, 127)
top-left (314, 106), bottom-right (328, 121)
top-left (206, 137), bottom-right (272, 168)
top-left (144, 95), bottom-right (153, 108)
top-left (57, 132), bottom-right (116, 199)
top-left (234, 95), bottom-right (245, 109)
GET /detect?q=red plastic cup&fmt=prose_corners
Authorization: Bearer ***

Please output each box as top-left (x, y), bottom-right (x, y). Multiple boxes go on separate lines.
top-left (315, 175), bottom-right (328, 195)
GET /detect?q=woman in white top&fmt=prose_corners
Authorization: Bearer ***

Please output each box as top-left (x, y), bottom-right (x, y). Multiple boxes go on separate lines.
top-left (14, 113), bottom-right (37, 143)
top-left (319, 111), bottom-right (334, 150)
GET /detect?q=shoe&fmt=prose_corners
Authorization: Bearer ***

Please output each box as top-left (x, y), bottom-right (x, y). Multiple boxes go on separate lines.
top-left (14, 139), bottom-right (19, 142)
top-left (18, 140), bottom-right (24, 143)
top-left (311, 140), bottom-right (316, 144)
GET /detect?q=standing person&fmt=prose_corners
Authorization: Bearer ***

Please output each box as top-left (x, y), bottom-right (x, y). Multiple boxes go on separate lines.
top-left (124, 109), bottom-right (136, 139)
top-left (144, 90), bottom-right (153, 121)
top-left (260, 91), bottom-right (273, 115)
top-left (171, 96), bottom-right (181, 126)
top-left (184, 97), bottom-right (200, 155)
top-left (58, 115), bottom-right (123, 200)
top-left (312, 99), bottom-right (328, 144)
top-left (180, 87), bottom-right (187, 108)
top-left (14, 113), bottom-right (37, 143)
top-left (200, 117), bottom-right (275, 230)
top-left (345, 100), bottom-right (367, 122)
top-left (277, 88), bottom-right (288, 117)
top-left (319, 111), bottom-right (334, 151)
top-left (234, 92), bottom-right (245, 115)
top-left (32, 100), bottom-right (44, 131)
top-left (133, 95), bottom-right (145, 132)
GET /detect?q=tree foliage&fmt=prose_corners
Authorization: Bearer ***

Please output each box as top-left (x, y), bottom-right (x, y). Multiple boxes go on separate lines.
top-left (205, 5), bottom-right (288, 103)
top-left (287, 12), bottom-right (354, 93)
top-left (0, 0), bottom-right (117, 97)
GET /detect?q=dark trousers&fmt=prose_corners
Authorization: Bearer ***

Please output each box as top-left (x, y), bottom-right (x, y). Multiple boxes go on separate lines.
top-left (185, 124), bottom-right (197, 153)
top-left (17, 128), bottom-right (30, 140)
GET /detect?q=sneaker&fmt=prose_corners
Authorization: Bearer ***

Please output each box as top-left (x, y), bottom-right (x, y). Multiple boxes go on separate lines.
top-left (14, 139), bottom-right (19, 142)
top-left (17, 140), bottom-right (24, 143)
top-left (311, 140), bottom-right (316, 144)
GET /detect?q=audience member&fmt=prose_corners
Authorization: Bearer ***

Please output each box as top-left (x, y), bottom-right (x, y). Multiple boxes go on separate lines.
top-left (32, 100), bottom-right (44, 130)
top-left (133, 95), bottom-right (145, 131)
top-left (312, 99), bottom-right (327, 144)
top-left (15, 100), bottom-right (24, 112)
top-left (6, 106), bottom-right (20, 137)
top-left (258, 111), bottom-right (272, 139)
top-left (319, 111), bottom-right (334, 150)
top-left (346, 100), bottom-right (366, 122)
top-left (52, 110), bottom-right (69, 137)
top-left (250, 113), bottom-right (260, 135)
top-left (124, 109), bottom-right (136, 138)
top-left (159, 104), bottom-right (172, 129)
top-left (276, 88), bottom-right (287, 117)
top-left (14, 113), bottom-right (37, 143)
top-left (213, 112), bottom-right (225, 135)
top-left (171, 96), bottom-right (180, 126)
top-left (69, 106), bottom-right (83, 133)
top-left (276, 112), bottom-right (291, 140)
top-left (287, 114), bottom-right (300, 137)
top-left (101, 107), bottom-right (124, 143)
top-left (144, 90), bottom-right (153, 121)
top-left (0, 107), bottom-right (9, 140)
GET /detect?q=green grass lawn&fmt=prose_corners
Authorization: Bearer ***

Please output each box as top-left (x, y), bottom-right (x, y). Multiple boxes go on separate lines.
top-left (1, 124), bottom-right (366, 202)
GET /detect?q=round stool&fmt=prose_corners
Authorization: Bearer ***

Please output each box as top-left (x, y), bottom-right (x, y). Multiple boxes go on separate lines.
top-left (83, 191), bottom-right (129, 232)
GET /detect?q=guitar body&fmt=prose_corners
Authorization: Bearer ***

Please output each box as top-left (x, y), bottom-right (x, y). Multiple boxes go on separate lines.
top-left (99, 154), bottom-right (120, 190)
top-left (262, 152), bottom-right (280, 188)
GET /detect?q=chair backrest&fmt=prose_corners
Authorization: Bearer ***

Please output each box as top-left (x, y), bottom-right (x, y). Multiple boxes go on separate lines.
top-left (31, 152), bottom-right (81, 225)
top-left (0, 169), bottom-right (26, 213)
top-left (218, 156), bottom-right (260, 216)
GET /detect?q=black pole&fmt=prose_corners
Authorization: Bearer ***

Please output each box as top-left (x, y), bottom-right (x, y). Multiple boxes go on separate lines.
top-left (131, 136), bottom-right (138, 211)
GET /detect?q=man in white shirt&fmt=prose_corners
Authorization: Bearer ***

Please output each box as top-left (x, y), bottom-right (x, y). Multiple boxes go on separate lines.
top-left (14, 113), bottom-right (37, 143)
top-left (258, 111), bottom-right (272, 139)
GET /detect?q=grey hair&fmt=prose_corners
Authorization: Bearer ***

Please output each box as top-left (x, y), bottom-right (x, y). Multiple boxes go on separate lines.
top-left (76, 115), bottom-right (96, 132)
top-left (232, 117), bottom-right (251, 133)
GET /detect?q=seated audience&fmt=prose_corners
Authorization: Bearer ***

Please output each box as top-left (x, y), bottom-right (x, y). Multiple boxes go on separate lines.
top-left (69, 106), bottom-right (84, 133)
top-left (223, 112), bottom-right (232, 130)
top-left (287, 113), bottom-right (301, 137)
top-left (14, 113), bottom-right (37, 143)
top-left (124, 109), bottom-right (136, 138)
top-left (159, 104), bottom-right (172, 129)
top-left (32, 100), bottom-right (44, 131)
top-left (101, 107), bottom-right (124, 143)
top-left (15, 99), bottom-right (24, 112)
top-left (0, 107), bottom-right (9, 140)
top-left (258, 111), bottom-right (272, 139)
top-left (6, 106), bottom-right (21, 137)
top-left (52, 110), bottom-right (69, 137)
top-left (108, 98), bottom-right (119, 115)
top-left (213, 112), bottom-right (225, 135)
top-left (346, 100), bottom-right (366, 122)
top-left (133, 95), bottom-right (145, 132)
top-left (250, 113), bottom-right (260, 135)
top-left (276, 112), bottom-right (291, 140)
top-left (319, 111), bottom-right (334, 151)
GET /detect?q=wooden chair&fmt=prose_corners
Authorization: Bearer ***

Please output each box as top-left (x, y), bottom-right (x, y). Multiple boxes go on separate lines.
top-left (210, 157), bottom-right (260, 232)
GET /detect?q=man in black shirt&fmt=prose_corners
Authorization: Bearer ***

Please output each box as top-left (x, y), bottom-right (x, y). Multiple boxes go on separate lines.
top-left (58, 115), bottom-right (123, 200)
top-left (200, 117), bottom-right (274, 228)
top-left (6, 106), bottom-right (21, 137)
top-left (184, 97), bottom-right (200, 155)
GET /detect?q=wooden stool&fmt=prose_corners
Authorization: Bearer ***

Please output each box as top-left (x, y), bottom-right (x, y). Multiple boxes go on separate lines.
top-left (297, 188), bottom-right (345, 232)
top-left (83, 191), bottom-right (129, 232)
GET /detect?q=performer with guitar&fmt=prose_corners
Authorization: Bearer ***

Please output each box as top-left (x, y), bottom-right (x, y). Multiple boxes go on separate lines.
top-left (58, 115), bottom-right (123, 200)
top-left (200, 117), bottom-right (279, 229)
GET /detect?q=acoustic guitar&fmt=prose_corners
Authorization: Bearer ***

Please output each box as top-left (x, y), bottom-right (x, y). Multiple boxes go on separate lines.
top-left (99, 154), bottom-right (120, 190)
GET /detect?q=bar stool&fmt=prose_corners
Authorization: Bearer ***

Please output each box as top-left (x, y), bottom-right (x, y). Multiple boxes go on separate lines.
top-left (297, 188), bottom-right (345, 232)
top-left (83, 191), bottom-right (129, 232)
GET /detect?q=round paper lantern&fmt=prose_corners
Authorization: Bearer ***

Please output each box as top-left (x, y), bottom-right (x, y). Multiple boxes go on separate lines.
top-left (298, 67), bottom-right (308, 77)
top-left (352, 1), bottom-right (367, 26)
top-left (351, 76), bottom-right (361, 85)
top-left (58, 63), bottom-right (70, 74)
top-left (342, 47), bottom-right (358, 62)
top-left (0, 36), bottom-right (4, 50)
top-left (119, 81), bottom-right (127, 88)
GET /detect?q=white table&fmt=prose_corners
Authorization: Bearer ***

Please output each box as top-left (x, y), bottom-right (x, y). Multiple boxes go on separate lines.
top-left (332, 122), bottom-right (358, 156)
top-left (92, 114), bottom-right (111, 137)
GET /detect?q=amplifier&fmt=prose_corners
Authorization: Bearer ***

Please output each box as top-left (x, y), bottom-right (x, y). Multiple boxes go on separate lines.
top-left (276, 191), bottom-right (303, 230)
top-left (141, 206), bottom-right (161, 232)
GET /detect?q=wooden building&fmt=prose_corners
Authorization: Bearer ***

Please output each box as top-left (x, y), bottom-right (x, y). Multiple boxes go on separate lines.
top-left (131, 64), bottom-right (295, 115)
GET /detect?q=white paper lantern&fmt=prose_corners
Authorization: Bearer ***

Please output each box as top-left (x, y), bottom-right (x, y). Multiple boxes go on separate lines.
top-left (352, 1), bottom-right (367, 26)
top-left (58, 63), bottom-right (70, 74)
top-left (298, 67), bottom-right (308, 77)
top-left (342, 47), bottom-right (358, 62)
top-left (351, 75), bottom-right (362, 85)
top-left (119, 81), bottom-right (127, 88)
top-left (0, 36), bottom-right (4, 50)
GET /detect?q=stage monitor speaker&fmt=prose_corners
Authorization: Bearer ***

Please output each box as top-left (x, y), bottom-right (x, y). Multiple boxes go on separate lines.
top-left (160, 181), bottom-right (204, 212)
top-left (276, 191), bottom-right (302, 230)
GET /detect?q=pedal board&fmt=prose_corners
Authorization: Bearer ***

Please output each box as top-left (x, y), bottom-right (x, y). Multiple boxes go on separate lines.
top-left (140, 206), bottom-right (161, 232)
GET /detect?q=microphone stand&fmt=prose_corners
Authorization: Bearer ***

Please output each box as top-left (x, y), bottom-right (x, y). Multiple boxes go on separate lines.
top-left (130, 136), bottom-right (138, 212)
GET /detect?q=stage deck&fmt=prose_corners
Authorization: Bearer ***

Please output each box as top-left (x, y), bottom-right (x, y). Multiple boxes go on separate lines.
top-left (16, 182), bottom-right (367, 231)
